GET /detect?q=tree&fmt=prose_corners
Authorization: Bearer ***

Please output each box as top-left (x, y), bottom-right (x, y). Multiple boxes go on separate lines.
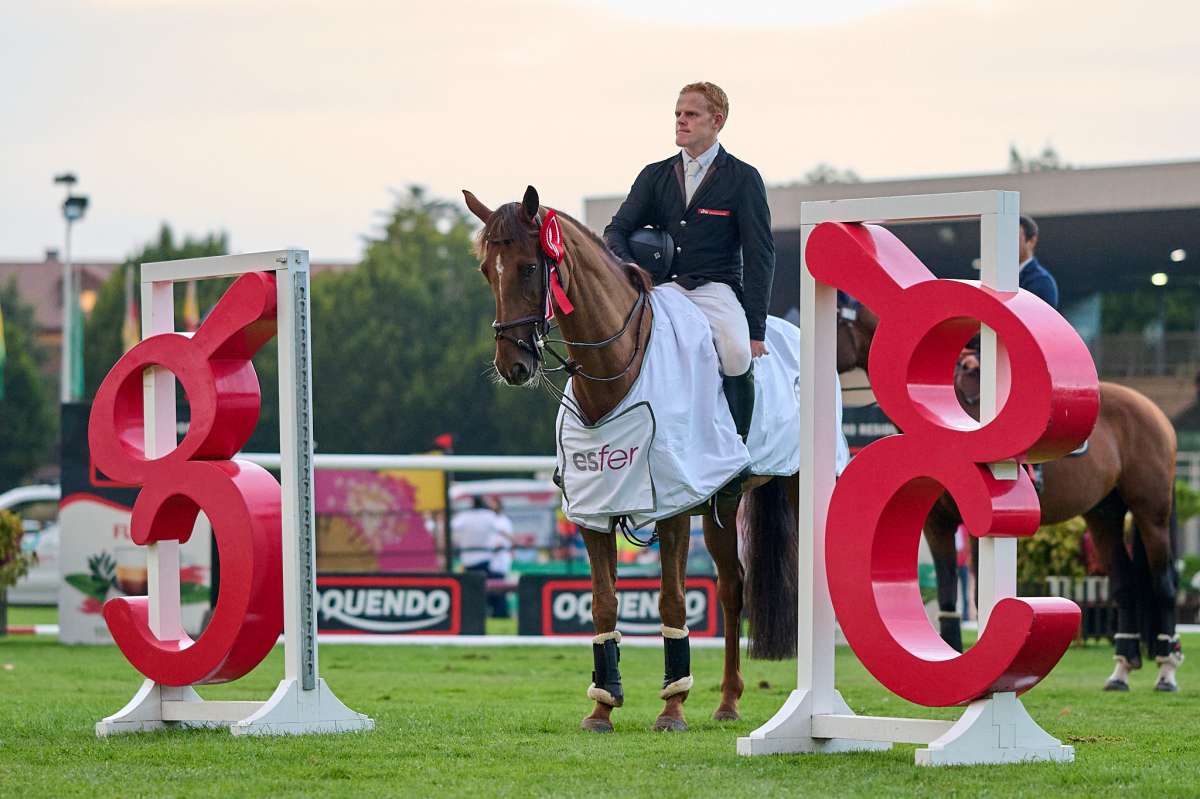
top-left (0, 281), bottom-right (56, 487)
top-left (307, 186), bottom-right (558, 455)
top-left (1008, 143), bottom-right (1072, 173)
top-left (84, 225), bottom-right (231, 400)
top-left (803, 163), bottom-right (861, 185)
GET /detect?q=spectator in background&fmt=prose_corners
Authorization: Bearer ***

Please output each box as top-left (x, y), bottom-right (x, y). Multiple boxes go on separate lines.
top-left (955, 524), bottom-right (975, 622)
top-left (1015, 215), bottom-right (1058, 310)
top-left (452, 496), bottom-right (513, 618)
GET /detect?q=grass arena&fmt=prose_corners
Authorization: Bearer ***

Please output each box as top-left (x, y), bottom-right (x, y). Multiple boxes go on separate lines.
top-left (2, 615), bottom-right (1198, 797)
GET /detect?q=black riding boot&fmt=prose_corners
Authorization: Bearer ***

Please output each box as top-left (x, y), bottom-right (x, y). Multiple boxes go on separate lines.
top-left (722, 366), bottom-right (755, 442)
top-left (587, 632), bottom-right (624, 707)
top-left (716, 367), bottom-right (755, 501)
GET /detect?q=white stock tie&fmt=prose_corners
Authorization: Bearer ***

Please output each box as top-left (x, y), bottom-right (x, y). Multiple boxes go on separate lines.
top-left (684, 158), bottom-right (702, 205)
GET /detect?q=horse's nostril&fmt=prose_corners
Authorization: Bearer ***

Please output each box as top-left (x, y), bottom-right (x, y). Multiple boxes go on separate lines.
top-left (510, 362), bottom-right (529, 384)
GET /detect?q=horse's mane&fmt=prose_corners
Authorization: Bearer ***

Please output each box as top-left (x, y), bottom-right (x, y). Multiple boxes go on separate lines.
top-left (475, 202), bottom-right (652, 295)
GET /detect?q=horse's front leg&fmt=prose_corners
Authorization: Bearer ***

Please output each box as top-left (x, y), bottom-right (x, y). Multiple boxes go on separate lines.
top-left (924, 503), bottom-right (964, 653)
top-left (581, 527), bottom-right (621, 732)
top-left (655, 514), bottom-right (693, 732)
top-left (703, 495), bottom-right (744, 721)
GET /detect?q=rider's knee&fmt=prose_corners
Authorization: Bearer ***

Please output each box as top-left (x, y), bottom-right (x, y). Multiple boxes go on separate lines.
top-left (716, 337), bottom-right (751, 376)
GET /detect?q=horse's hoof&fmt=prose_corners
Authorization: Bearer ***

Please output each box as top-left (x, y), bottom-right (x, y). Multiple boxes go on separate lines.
top-left (1103, 679), bottom-right (1130, 692)
top-left (1155, 679), bottom-right (1179, 693)
top-left (653, 716), bottom-right (688, 732)
top-left (581, 717), bottom-right (614, 733)
top-left (712, 708), bottom-right (740, 722)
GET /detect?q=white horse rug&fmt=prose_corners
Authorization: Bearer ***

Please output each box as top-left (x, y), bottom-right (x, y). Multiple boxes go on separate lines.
top-left (556, 286), bottom-right (849, 531)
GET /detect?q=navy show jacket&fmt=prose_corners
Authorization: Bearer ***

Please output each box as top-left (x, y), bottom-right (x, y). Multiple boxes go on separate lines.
top-left (603, 145), bottom-right (775, 341)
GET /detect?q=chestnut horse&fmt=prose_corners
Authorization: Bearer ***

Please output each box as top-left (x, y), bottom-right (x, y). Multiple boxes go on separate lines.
top-left (465, 186), bottom-right (798, 732)
top-left (837, 300), bottom-right (1184, 692)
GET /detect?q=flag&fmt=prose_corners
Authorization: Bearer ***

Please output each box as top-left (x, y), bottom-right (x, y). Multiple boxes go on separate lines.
top-left (182, 280), bottom-right (199, 332)
top-left (121, 266), bottom-right (140, 353)
top-left (0, 299), bottom-right (7, 400)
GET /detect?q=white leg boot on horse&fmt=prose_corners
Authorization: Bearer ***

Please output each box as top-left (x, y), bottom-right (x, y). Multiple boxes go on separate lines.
top-left (654, 516), bottom-right (693, 732)
top-left (703, 494), bottom-right (744, 720)
top-left (581, 529), bottom-right (621, 732)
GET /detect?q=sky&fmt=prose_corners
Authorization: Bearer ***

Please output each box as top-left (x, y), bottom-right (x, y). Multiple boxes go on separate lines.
top-left (2, 0), bottom-right (1197, 262)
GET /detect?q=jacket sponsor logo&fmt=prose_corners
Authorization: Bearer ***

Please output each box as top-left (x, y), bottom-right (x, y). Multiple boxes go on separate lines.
top-left (537, 577), bottom-right (719, 636)
top-left (316, 576), bottom-right (463, 634)
top-left (570, 443), bottom-right (640, 472)
top-left (697, 208), bottom-right (731, 217)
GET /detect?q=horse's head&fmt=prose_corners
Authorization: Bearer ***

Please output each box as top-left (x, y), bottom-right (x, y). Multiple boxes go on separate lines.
top-left (463, 185), bottom-right (550, 386)
top-left (835, 297), bottom-right (878, 374)
top-left (955, 349), bottom-right (981, 413)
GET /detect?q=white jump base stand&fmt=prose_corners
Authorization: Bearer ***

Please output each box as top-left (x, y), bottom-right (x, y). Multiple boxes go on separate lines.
top-left (96, 250), bottom-right (373, 737)
top-left (738, 192), bottom-right (1071, 766)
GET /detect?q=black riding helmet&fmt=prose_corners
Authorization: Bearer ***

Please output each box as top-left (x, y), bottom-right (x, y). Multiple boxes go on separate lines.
top-left (627, 227), bottom-right (674, 283)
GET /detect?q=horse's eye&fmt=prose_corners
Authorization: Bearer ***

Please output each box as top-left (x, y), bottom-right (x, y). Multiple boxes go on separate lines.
top-left (523, 263), bottom-right (538, 277)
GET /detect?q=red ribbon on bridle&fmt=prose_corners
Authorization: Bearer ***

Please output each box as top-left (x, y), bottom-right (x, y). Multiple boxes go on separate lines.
top-left (539, 209), bottom-right (574, 319)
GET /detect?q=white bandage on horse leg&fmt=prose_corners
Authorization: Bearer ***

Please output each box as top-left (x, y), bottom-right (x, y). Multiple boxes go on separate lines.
top-left (592, 630), bottom-right (622, 645)
top-left (587, 684), bottom-right (621, 705)
top-left (936, 611), bottom-right (961, 620)
top-left (660, 675), bottom-right (694, 699)
top-left (1108, 656), bottom-right (1134, 686)
top-left (660, 625), bottom-right (689, 639)
top-left (1156, 634), bottom-right (1184, 688)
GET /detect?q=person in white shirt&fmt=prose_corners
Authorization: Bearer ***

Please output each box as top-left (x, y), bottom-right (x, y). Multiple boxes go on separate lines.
top-left (451, 496), bottom-right (513, 617)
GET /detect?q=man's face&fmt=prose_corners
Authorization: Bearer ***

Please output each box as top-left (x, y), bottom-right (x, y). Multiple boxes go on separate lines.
top-left (675, 92), bottom-right (722, 155)
top-left (1018, 227), bottom-right (1036, 262)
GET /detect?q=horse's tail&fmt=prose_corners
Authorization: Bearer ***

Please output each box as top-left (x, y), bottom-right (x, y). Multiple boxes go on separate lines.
top-left (742, 474), bottom-right (798, 659)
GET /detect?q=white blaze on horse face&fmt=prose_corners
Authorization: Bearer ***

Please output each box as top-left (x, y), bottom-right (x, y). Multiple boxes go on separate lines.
top-left (493, 250), bottom-right (505, 317)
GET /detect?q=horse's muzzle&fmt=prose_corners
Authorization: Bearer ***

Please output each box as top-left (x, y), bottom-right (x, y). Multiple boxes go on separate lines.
top-left (504, 360), bottom-right (533, 385)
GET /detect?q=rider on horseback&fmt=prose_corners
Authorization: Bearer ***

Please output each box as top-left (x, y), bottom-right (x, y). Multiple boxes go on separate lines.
top-left (603, 81), bottom-right (774, 442)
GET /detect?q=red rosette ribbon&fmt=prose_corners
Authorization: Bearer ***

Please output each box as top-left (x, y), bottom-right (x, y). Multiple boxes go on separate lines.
top-left (540, 210), bottom-right (574, 318)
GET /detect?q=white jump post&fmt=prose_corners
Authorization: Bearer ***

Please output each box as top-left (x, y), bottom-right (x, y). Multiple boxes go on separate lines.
top-left (96, 249), bottom-right (374, 737)
top-left (737, 191), bottom-right (1073, 766)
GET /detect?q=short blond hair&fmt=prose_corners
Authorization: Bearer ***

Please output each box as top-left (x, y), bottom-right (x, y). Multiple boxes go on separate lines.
top-left (679, 82), bottom-right (729, 127)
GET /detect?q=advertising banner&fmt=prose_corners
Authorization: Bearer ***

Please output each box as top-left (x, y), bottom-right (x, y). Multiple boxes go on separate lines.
top-left (316, 572), bottom-right (485, 635)
top-left (517, 574), bottom-right (722, 637)
top-left (316, 469), bottom-right (442, 572)
top-left (58, 403), bottom-right (211, 644)
top-left (841, 404), bottom-right (898, 452)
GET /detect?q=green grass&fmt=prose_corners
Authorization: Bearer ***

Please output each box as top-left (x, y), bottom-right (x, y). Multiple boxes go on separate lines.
top-left (5, 605), bottom-right (57, 626)
top-left (0, 633), bottom-right (1196, 797)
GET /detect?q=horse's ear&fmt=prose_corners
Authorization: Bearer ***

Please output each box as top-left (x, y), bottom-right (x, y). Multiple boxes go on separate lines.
top-left (521, 185), bottom-right (540, 219)
top-left (462, 190), bottom-right (493, 224)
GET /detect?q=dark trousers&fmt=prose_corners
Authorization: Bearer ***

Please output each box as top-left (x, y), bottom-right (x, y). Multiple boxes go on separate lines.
top-left (466, 563), bottom-right (509, 618)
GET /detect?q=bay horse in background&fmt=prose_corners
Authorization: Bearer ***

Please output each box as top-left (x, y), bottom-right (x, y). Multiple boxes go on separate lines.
top-left (837, 299), bottom-right (1184, 692)
top-left (464, 185), bottom-right (800, 732)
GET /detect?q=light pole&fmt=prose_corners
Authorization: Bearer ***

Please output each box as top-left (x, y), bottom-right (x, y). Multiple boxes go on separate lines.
top-left (54, 173), bottom-right (88, 403)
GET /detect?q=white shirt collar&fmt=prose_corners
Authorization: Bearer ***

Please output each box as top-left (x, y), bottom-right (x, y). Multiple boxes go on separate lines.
top-left (682, 140), bottom-right (720, 171)
top-left (1019, 256), bottom-right (1034, 270)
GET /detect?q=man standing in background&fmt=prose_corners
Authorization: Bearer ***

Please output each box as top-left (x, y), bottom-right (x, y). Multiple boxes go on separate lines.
top-left (452, 496), bottom-right (514, 618)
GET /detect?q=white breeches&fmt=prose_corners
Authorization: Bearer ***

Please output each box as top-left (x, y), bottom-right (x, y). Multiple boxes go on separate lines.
top-left (660, 280), bottom-right (751, 376)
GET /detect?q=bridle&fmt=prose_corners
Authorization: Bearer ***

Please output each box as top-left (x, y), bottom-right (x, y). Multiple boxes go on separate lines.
top-left (489, 209), bottom-right (650, 387)
top-left (955, 350), bottom-right (981, 406)
top-left (837, 302), bottom-right (873, 378)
